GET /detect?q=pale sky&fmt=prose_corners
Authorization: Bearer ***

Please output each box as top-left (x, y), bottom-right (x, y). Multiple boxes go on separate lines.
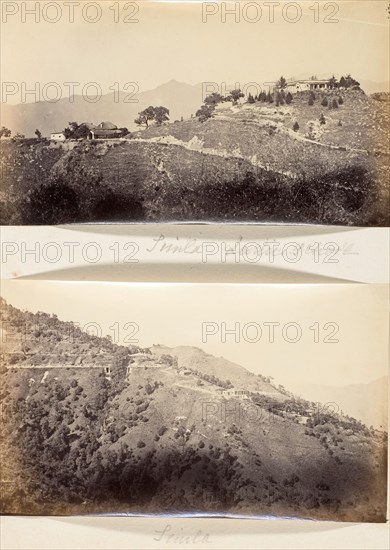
top-left (1, 280), bottom-right (388, 388)
top-left (1, 1), bottom-right (389, 104)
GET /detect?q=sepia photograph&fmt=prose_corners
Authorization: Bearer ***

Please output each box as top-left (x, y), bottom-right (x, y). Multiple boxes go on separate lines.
top-left (0, 280), bottom-right (388, 522)
top-left (0, 0), bottom-right (389, 226)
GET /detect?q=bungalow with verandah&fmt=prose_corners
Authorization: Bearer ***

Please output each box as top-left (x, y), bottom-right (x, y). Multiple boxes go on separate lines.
top-left (264, 78), bottom-right (333, 95)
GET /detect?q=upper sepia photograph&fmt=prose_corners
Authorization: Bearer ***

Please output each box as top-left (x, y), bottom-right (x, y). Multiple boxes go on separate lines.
top-left (0, 0), bottom-right (389, 226)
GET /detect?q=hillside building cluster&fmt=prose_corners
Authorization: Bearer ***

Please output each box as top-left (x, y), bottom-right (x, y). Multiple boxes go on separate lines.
top-left (50, 121), bottom-right (123, 142)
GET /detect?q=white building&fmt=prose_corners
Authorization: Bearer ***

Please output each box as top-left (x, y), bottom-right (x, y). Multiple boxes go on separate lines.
top-left (50, 132), bottom-right (66, 142)
top-left (287, 79), bottom-right (332, 93)
top-left (264, 79), bottom-right (333, 95)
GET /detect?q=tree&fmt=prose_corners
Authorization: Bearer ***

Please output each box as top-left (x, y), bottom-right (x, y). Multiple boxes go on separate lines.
top-left (266, 91), bottom-right (273, 103)
top-left (65, 122), bottom-right (79, 137)
top-left (118, 127), bottom-right (130, 137)
top-left (286, 92), bottom-right (293, 104)
top-left (154, 106), bottom-right (170, 126)
top-left (321, 97), bottom-right (328, 107)
top-left (72, 123), bottom-right (92, 139)
top-left (35, 129), bottom-right (42, 139)
top-left (345, 74), bottom-right (360, 88)
top-left (0, 126), bottom-right (11, 138)
top-left (14, 132), bottom-right (25, 139)
top-left (275, 91), bottom-right (284, 107)
top-left (328, 75), bottom-right (338, 89)
top-left (227, 89), bottom-right (244, 105)
top-left (259, 91), bottom-right (267, 102)
top-left (64, 121), bottom-right (84, 138)
top-left (247, 93), bottom-right (255, 104)
top-left (339, 74), bottom-right (360, 89)
top-left (204, 92), bottom-right (224, 107)
top-left (135, 106), bottom-right (169, 127)
top-left (135, 106), bottom-right (156, 128)
top-left (277, 76), bottom-right (287, 90)
top-left (293, 121), bottom-right (300, 132)
top-left (196, 104), bottom-right (214, 122)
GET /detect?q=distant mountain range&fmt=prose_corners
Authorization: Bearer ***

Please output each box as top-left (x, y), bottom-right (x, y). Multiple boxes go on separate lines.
top-left (0, 80), bottom-right (204, 137)
top-left (1, 78), bottom-right (388, 137)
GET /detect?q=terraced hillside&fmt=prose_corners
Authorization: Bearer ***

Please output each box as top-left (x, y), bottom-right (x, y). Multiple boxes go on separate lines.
top-left (0, 299), bottom-right (387, 521)
top-left (1, 90), bottom-right (389, 225)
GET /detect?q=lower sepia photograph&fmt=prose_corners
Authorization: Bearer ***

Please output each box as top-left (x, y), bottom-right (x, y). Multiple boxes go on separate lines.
top-left (0, 280), bottom-right (388, 522)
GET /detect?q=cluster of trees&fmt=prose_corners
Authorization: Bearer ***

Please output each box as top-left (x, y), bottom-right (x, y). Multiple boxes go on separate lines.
top-left (1, 126), bottom-right (42, 140)
top-left (0, 126), bottom-right (12, 138)
top-left (196, 89), bottom-right (245, 122)
top-left (0, 126), bottom-right (26, 139)
top-left (64, 122), bottom-right (91, 139)
top-left (248, 89), bottom-right (293, 106)
top-left (333, 74), bottom-right (360, 89)
top-left (308, 92), bottom-right (344, 108)
top-left (184, 366), bottom-right (233, 389)
top-left (196, 84), bottom-right (295, 123)
top-left (134, 106), bottom-right (170, 128)
top-left (1, 299), bottom-right (143, 374)
top-left (159, 354), bottom-right (178, 367)
top-left (252, 393), bottom-right (369, 438)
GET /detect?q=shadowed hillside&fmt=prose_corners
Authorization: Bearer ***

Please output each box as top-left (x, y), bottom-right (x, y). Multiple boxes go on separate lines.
top-left (0, 299), bottom-right (387, 521)
top-left (1, 90), bottom-right (389, 226)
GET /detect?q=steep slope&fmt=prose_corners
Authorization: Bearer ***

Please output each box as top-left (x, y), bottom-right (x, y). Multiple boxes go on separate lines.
top-left (0, 300), bottom-right (387, 521)
top-left (152, 344), bottom-right (283, 396)
top-left (1, 90), bottom-right (388, 226)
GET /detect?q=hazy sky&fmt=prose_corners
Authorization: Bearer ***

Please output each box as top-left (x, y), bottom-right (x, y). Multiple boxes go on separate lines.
top-left (1, 1), bottom-right (389, 104)
top-left (1, 280), bottom-right (388, 388)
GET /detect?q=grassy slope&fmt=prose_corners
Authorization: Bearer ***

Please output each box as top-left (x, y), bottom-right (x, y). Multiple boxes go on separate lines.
top-left (1, 91), bottom-right (389, 225)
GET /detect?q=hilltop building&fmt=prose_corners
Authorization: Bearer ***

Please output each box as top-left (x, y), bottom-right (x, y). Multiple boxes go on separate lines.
top-left (264, 78), bottom-right (333, 94)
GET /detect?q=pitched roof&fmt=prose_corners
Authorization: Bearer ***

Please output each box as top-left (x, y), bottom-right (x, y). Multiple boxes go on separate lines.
top-left (98, 121), bottom-right (118, 130)
top-left (81, 122), bottom-right (97, 130)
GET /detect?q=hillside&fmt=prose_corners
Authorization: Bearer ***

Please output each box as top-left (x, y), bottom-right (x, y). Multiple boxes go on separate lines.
top-left (1, 79), bottom-right (388, 138)
top-left (0, 299), bottom-right (387, 521)
top-left (1, 89), bottom-right (389, 226)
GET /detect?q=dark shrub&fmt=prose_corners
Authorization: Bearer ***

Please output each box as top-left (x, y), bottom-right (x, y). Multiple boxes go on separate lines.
top-left (23, 182), bottom-right (79, 224)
